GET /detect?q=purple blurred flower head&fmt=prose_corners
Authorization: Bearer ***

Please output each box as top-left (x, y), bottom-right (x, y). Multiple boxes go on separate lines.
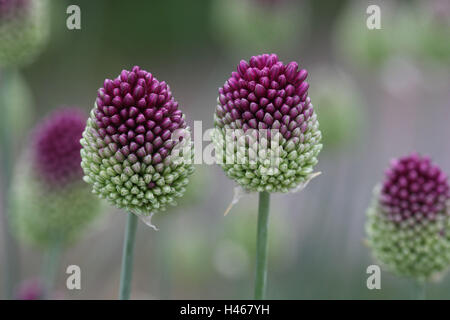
top-left (0, 0), bottom-right (29, 19)
top-left (216, 53), bottom-right (312, 141)
top-left (15, 279), bottom-right (44, 300)
top-left (33, 109), bottom-right (86, 186)
top-left (380, 153), bottom-right (450, 223)
top-left (94, 66), bottom-right (186, 167)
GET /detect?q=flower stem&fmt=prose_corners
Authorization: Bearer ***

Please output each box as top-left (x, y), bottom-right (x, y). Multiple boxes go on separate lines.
top-left (42, 239), bottom-right (63, 298)
top-left (254, 191), bottom-right (270, 300)
top-left (414, 280), bottom-right (426, 300)
top-left (0, 68), bottom-right (20, 299)
top-left (119, 212), bottom-right (138, 300)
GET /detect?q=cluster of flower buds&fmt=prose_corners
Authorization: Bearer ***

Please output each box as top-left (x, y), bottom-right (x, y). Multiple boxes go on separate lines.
top-left (366, 153), bottom-right (450, 280)
top-left (212, 54), bottom-right (322, 192)
top-left (81, 66), bottom-right (194, 216)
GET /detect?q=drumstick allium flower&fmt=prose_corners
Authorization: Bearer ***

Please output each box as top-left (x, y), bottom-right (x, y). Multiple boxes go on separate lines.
top-left (212, 54), bottom-right (322, 299)
top-left (366, 153), bottom-right (450, 292)
top-left (0, 0), bottom-right (50, 68)
top-left (11, 109), bottom-right (102, 247)
top-left (213, 53), bottom-right (322, 192)
top-left (80, 66), bottom-right (194, 299)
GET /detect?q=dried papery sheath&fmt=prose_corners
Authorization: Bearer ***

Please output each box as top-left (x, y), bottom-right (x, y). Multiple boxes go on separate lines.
top-left (0, 0), bottom-right (50, 68)
top-left (80, 66), bottom-right (194, 217)
top-left (212, 53), bottom-right (322, 193)
top-left (366, 153), bottom-right (450, 280)
top-left (11, 109), bottom-right (102, 247)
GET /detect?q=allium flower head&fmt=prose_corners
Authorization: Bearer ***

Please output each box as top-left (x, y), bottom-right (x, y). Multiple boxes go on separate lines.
top-left (213, 54), bottom-right (322, 192)
top-left (366, 153), bottom-right (450, 280)
top-left (15, 279), bottom-right (44, 300)
top-left (0, 0), bottom-right (28, 18)
top-left (81, 66), bottom-right (194, 215)
top-left (11, 109), bottom-right (102, 247)
top-left (0, 0), bottom-right (49, 68)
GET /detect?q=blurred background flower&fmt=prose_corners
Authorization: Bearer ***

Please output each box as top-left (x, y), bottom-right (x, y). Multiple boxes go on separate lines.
top-left (210, 0), bottom-right (308, 59)
top-left (366, 154), bottom-right (450, 282)
top-left (15, 278), bottom-right (44, 300)
top-left (9, 109), bottom-right (103, 298)
top-left (11, 109), bottom-right (102, 248)
top-left (2, 70), bottom-right (34, 151)
top-left (335, 1), bottom-right (450, 70)
top-left (309, 66), bottom-right (365, 148)
top-left (0, 0), bottom-right (50, 68)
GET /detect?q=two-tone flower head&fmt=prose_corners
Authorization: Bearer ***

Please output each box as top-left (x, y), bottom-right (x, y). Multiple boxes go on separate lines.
top-left (212, 54), bottom-right (322, 193)
top-left (11, 109), bottom-right (102, 247)
top-left (0, 0), bottom-right (49, 68)
top-left (80, 66), bottom-right (194, 218)
top-left (366, 153), bottom-right (450, 280)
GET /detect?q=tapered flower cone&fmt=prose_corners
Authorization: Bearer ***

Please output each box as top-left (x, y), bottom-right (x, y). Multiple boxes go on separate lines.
top-left (366, 153), bottom-right (450, 281)
top-left (212, 53), bottom-right (322, 192)
top-left (80, 66), bottom-right (194, 217)
top-left (0, 0), bottom-right (50, 68)
top-left (11, 109), bottom-right (102, 248)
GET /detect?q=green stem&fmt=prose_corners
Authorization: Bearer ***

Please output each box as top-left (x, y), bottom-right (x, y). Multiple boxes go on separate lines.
top-left (158, 229), bottom-right (172, 299)
top-left (254, 191), bottom-right (270, 300)
top-left (119, 212), bottom-right (138, 300)
top-left (414, 280), bottom-right (426, 300)
top-left (0, 68), bottom-right (20, 299)
top-left (42, 239), bottom-right (63, 298)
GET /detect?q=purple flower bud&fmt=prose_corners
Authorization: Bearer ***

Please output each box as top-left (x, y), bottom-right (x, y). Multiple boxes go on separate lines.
top-left (215, 53), bottom-right (315, 142)
top-left (81, 66), bottom-right (194, 214)
top-left (380, 153), bottom-right (449, 223)
top-left (32, 109), bottom-right (85, 186)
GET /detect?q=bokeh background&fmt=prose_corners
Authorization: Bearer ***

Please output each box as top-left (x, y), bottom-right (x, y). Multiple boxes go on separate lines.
top-left (0, 0), bottom-right (449, 299)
